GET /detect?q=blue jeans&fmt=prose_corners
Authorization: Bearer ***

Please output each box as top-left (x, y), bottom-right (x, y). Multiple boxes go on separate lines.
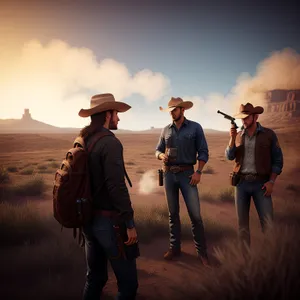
top-left (164, 169), bottom-right (208, 257)
top-left (82, 215), bottom-right (138, 300)
top-left (235, 179), bottom-right (274, 247)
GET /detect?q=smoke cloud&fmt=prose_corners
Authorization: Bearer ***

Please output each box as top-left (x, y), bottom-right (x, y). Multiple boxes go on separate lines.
top-left (0, 39), bottom-right (170, 127)
top-left (184, 48), bottom-right (300, 130)
top-left (138, 169), bottom-right (159, 195)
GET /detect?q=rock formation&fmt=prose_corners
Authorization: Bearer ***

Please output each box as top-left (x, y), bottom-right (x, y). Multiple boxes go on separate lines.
top-left (264, 89), bottom-right (300, 117)
top-left (22, 109), bottom-right (32, 121)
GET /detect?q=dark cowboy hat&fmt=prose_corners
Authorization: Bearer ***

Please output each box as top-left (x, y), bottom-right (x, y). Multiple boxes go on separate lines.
top-left (234, 102), bottom-right (264, 119)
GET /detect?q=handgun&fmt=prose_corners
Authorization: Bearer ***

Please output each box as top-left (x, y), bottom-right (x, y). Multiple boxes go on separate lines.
top-left (217, 110), bottom-right (238, 129)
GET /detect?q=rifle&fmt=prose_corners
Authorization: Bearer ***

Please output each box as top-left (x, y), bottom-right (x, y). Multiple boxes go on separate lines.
top-left (217, 110), bottom-right (238, 129)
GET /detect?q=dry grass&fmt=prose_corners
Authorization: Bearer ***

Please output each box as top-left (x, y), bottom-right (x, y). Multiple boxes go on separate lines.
top-left (183, 224), bottom-right (300, 300)
top-left (2, 175), bottom-right (47, 200)
top-left (286, 183), bottom-right (300, 192)
top-left (0, 201), bottom-right (52, 247)
top-left (201, 187), bottom-right (235, 204)
top-left (134, 203), bottom-right (235, 243)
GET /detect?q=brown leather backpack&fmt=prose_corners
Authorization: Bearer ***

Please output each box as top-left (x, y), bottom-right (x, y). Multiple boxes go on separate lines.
top-left (52, 131), bottom-right (111, 245)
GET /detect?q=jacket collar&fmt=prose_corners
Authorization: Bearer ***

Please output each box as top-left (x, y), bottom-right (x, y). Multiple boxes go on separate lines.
top-left (241, 122), bottom-right (265, 136)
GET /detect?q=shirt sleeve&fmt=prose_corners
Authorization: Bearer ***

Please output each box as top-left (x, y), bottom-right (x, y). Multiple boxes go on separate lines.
top-left (270, 131), bottom-right (283, 175)
top-left (155, 128), bottom-right (166, 159)
top-left (101, 137), bottom-right (134, 224)
top-left (225, 145), bottom-right (236, 160)
top-left (196, 124), bottom-right (209, 163)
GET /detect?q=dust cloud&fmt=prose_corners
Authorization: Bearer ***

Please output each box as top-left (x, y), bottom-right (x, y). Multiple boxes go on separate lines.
top-left (138, 169), bottom-right (159, 195)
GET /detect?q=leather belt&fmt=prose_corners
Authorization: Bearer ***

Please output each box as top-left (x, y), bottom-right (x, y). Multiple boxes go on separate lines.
top-left (239, 173), bottom-right (269, 182)
top-left (94, 210), bottom-right (118, 218)
top-left (163, 165), bottom-right (194, 174)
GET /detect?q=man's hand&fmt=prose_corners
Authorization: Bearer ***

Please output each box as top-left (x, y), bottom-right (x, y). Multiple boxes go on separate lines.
top-left (189, 172), bottom-right (201, 186)
top-left (124, 227), bottom-right (138, 246)
top-left (230, 127), bottom-right (237, 138)
top-left (159, 153), bottom-right (168, 163)
top-left (262, 181), bottom-right (274, 197)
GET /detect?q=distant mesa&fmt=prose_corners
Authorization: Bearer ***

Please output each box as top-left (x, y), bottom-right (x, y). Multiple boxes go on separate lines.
top-left (0, 109), bottom-right (79, 134)
top-left (264, 89), bottom-right (300, 118)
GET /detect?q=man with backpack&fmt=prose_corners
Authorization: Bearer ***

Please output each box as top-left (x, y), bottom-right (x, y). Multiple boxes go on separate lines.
top-left (78, 93), bottom-right (139, 300)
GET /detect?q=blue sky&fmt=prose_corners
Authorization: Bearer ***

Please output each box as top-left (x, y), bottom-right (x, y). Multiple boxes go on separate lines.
top-left (1, 0), bottom-right (300, 130)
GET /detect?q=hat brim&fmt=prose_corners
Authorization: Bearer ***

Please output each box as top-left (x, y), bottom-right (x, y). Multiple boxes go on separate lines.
top-left (78, 101), bottom-right (131, 118)
top-left (159, 101), bottom-right (193, 112)
top-left (234, 106), bottom-right (264, 119)
top-left (233, 112), bottom-right (250, 119)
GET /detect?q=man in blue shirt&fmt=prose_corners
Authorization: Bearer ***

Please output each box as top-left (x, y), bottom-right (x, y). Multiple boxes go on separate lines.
top-left (225, 102), bottom-right (283, 248)
top-left (155, 97), bottom-right (210, 266)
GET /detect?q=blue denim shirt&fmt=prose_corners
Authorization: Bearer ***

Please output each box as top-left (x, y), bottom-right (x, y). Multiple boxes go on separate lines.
top-left (225, 123), bottom-right (283, 175)
top-left (155, 118), bottom-right (209, 165)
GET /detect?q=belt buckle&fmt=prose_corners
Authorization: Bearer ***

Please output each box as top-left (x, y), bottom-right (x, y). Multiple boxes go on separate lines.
top-left (169, 165), bottom-right (181, 173)
top-left (245, 174), bottom-right (256, 182)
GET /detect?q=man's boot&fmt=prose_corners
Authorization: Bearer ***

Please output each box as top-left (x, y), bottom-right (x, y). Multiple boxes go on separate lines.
top-left (163, 248), bottom-right (181, 260)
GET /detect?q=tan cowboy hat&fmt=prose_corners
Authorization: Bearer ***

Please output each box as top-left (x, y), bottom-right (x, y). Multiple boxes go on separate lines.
top-left (234, 102), bottom-right (264, 119)
top-left (78, 93), bottom-right (131, 118)
top-left (159, 97), bottom-right (193, 112)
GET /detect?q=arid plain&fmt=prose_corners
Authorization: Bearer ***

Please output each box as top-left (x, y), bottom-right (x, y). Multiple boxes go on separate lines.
top-left (0, 126), bottom-right (300, 299)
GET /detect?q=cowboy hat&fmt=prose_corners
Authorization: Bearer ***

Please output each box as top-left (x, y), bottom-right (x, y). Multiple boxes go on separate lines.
top-left (78, 93), bottom-right (131, 118)
top-left (159, 97), bottom-right (193, 112)
top-left (234, 102), bottom-right (264, 119)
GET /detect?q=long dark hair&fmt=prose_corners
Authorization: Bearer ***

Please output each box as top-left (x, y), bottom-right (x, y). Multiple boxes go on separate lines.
top-left (79, 110), bottom-right (112, 140)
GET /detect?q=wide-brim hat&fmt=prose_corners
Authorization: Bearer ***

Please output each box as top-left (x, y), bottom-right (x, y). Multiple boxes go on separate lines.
top-left (234, 102), bottom-right (264, 119)
top-left (159, 97), bottom-right (193, 112)
top-left (78, 93), bottom-right (131, 118)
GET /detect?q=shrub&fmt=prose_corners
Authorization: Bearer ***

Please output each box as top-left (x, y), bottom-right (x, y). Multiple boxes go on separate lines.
top-left (202, 165), bottom-right (215, 174)
top-left (3, 175), bottom-right (46, 199)
top-left (48, 161), bottom-right (60, 169)
top-left (7, 166), bottom-right (18, 173)
top-left (0, 166), bottom-right (9, 184)
top-left (0, 201), bottom-right (52, 247)
top-left (20, 167), bottom-right (34, 175)
top-left (218, 187), bottom-right (235, 203)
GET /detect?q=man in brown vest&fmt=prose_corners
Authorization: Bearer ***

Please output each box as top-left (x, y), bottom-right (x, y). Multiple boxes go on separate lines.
top-left (225, 102), bottom-right (283, 248)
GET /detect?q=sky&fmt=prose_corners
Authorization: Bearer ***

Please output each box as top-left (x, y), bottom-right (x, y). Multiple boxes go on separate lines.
top-left (1, 0), bottom-right (300, 131)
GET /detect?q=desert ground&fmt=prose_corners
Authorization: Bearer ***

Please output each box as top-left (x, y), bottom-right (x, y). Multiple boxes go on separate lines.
top-left (0, 127), bottom-right (300, 300)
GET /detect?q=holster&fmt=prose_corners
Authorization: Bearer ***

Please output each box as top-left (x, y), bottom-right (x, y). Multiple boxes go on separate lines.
top-left (229, 172), bottom-right (240, 186)
top-left (112, 223), bottom-right (140, 260)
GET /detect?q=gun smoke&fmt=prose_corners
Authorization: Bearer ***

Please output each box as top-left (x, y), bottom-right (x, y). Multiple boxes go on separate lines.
top-left (138, 170), bottom-right (159, 195)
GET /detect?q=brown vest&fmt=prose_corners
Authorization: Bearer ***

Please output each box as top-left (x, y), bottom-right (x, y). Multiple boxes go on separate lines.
top-left (233, 127), bottom-right (274, 176)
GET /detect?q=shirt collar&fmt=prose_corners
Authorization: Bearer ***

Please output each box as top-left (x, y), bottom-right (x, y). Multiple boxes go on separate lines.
top-left (168, 117), bottom-right (189, 128)
top-left (241, 122), bottom-right (264, 136)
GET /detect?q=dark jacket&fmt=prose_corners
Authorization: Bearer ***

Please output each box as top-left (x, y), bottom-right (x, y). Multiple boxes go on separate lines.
top-left (86, 128), bottom-right (134, 226)
top-left (225, 123), bottom-right (283, 176)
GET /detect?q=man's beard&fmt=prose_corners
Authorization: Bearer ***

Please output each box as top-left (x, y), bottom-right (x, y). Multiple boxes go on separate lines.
top-left (244, 117), bottom-right (255, 129)
top-left (109, 120), bottom-right (118, 130)
top-left (172, 113), bottom-right (183, 122)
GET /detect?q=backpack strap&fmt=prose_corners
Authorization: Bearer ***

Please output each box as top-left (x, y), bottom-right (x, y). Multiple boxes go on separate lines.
top-left (87, 131), bottom-right (114, 153)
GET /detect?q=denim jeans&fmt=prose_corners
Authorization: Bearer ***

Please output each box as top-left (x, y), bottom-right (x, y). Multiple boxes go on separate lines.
top-left (235, 179), bottom-right (274, 247)
top-left (82, 215), bottom-right (138, 300)
top-left (164, 169), bottom-right (208, 257)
